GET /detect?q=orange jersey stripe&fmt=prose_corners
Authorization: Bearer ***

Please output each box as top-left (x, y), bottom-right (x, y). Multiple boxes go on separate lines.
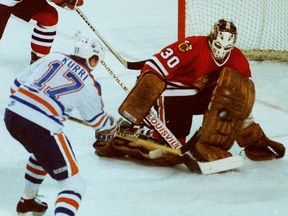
top-left (18, 87), bottom-right (59, 116)
top-left (10, 88), bottom-right (16, 94)
top-left (91, 113), bottom-right (107, 128)
top-left (57, 134), bottom-right (79, 176)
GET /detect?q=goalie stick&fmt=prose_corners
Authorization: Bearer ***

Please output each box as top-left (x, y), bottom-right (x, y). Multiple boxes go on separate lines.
top-left (68, 62), bottom-right (244, 174)
top-left (68, 116), bottom-right (243, 174)
top-left (75, 7), bottom-right (147, 70)
top-left (116, 132), bottom-right (244, 175)
top-left (68, 115), bottom-right (200, 172)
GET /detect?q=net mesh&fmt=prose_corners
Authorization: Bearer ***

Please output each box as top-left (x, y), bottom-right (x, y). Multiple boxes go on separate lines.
top-left (182, 0), bottom-right (288, 61)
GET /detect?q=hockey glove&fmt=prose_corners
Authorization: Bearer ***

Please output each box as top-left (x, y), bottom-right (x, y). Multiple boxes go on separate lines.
top-left (237, 122), bottom-right (286, 161)
top-left (244, 141), bottom-right (285, 161)
top-left (93, 139), bottom-right (126, 158)
top-left (118, 118), bottom-right (155, 138)
top-left (52, 0), bottom-right (83, 10)
top-left (95, 116), bottom-right (117, 142)
top-left (93, 116), bottom-right (126, 157)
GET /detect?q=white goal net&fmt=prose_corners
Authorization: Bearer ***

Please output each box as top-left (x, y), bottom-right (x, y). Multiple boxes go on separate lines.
top-left (178, 0), bottom-right (288, 61)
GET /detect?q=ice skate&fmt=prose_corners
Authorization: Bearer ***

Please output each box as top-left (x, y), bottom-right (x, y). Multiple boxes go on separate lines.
top-left (16, 197), bottom-right (48, 216)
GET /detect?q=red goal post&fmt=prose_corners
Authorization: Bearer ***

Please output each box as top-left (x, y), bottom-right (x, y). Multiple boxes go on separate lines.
top-left (178, 0), bottom-right (288, 62)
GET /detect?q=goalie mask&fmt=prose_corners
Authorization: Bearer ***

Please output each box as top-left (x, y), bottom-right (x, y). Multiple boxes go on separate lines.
top-left (208, 19), bottom-right (237, 64)
top-left (74, 36), bottom-right (105, 70)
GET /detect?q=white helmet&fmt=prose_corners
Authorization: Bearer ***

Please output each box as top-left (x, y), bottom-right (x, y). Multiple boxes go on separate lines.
top-left (74, 36), bottom-right (105, 70)
top-left (208, 19), bottom-right (237, 63)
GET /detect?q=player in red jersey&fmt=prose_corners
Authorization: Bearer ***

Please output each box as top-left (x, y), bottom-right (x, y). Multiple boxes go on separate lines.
top-left (4, 34), bottom-right (117, 215)
top-left (95, 19), bottom-right (285, 166)
top-left (0, 0), bottom-right (83, 64)
top-left (140, 19), bottom-right (251, 144)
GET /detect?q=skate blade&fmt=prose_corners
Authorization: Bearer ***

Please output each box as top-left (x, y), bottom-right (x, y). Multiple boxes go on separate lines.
top-left (17, 211), bottom-right (46, 216)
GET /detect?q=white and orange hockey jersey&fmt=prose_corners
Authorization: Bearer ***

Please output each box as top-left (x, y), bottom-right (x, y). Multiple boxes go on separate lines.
top-left (7, 52), bottom-right (115, 133)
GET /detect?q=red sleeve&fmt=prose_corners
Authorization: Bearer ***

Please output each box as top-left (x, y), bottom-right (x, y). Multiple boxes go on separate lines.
top-left (141, 37), bottom-right (197, 78)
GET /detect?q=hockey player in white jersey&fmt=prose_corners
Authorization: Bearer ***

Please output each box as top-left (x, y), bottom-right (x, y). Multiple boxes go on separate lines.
top-left (4, 35), bottom-right (117, 215)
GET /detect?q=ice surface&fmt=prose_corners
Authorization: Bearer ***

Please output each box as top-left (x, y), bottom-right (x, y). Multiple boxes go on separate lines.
top-left (0, 1), bottom-right (287, 215)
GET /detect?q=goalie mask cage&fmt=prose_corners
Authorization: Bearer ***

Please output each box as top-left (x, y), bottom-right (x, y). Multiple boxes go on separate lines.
top-left (178, 0), bottom-right (288, 62)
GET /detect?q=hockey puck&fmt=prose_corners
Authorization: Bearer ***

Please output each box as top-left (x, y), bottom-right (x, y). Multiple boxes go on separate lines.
top-left (218, 110), bottom-right (228, 120)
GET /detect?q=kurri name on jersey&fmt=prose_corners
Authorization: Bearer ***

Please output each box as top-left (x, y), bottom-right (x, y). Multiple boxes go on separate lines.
top-left (61, 56), bottom-right (89, 81)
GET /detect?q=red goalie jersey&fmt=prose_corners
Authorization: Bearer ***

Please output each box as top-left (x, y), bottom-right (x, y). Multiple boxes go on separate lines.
top-left (141, 36), bottom-right (251, 94)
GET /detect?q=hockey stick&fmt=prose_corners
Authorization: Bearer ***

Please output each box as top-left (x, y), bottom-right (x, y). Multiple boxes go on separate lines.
top-left (74, 10), bottom-right (197, 158)
top-left (75, 7), bottom-right (147, 70)
top-left (68, 115), bottom-right (193, 156)
top-left (68, 115), bottom-right (243, 174)
top-left (99, 62), bottom-right (245, 174)
top-left (84, 62), bottom-right (243, 174)
top-left (100, 60), bottom-right (184, 149)
top-left (68, 116), bottom-right (181, 155)
top-left (117, 132), bottom-right (244, 175)
top-left (68, 115), bottom-right (200, 173)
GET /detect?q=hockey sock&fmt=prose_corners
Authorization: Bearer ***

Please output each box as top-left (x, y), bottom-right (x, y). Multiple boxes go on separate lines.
top-left (54, 190), bottom-right (82, 215)
top-left (30, 4), bottom-right (58, 58)
top-left (31, 24), bottom-right (57, 58)
top-left (22, 155), bottom-right (47, 199)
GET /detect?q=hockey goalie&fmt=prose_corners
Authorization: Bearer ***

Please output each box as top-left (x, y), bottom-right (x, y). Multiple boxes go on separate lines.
top-left (93, 19), bottom-right (285, 167)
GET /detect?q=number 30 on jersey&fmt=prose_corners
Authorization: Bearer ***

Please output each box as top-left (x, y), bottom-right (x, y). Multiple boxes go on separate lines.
top-left (160, 48), bottom-right (180, 68)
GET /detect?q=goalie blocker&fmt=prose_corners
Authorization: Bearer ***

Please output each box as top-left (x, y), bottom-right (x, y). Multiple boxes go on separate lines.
top-left (119, 72), bottom-right (166, 125)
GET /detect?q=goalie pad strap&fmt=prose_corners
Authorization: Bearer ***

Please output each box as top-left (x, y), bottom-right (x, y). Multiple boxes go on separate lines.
top-left (119, 72), bottom-right (166, 125)
top-left (198, 67), bottom-right (255, 150)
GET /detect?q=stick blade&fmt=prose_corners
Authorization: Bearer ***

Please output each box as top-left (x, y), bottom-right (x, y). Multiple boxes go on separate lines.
top-left (198, 155), bottom-right (244, 175)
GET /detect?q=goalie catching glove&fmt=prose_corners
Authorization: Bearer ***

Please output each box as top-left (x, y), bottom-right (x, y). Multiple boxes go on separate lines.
top-left (237, 122), bottom-right (285, 161)
top-left (51, 0), bottom-right (83, 10)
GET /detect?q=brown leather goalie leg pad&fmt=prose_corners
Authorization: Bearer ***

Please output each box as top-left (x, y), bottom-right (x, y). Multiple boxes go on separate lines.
top-left (150, 155), bottom-right (182, 167)
top-left (190, 67), bottom-right (255, 162)
top-left (93, 140), bottom-right (126, 158)
top-left (237, 122), bottom-right (286, 160)
top-left (112, 137), bottom-right (149, 161)
top-left (191, 141), bottom-right (232, 162)
top-left (112, 137), bottom-right (181, 166)
top-left (119, 72), bottom-right (166, 125)
top-left (198, 67), bottom-right (255, 150)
